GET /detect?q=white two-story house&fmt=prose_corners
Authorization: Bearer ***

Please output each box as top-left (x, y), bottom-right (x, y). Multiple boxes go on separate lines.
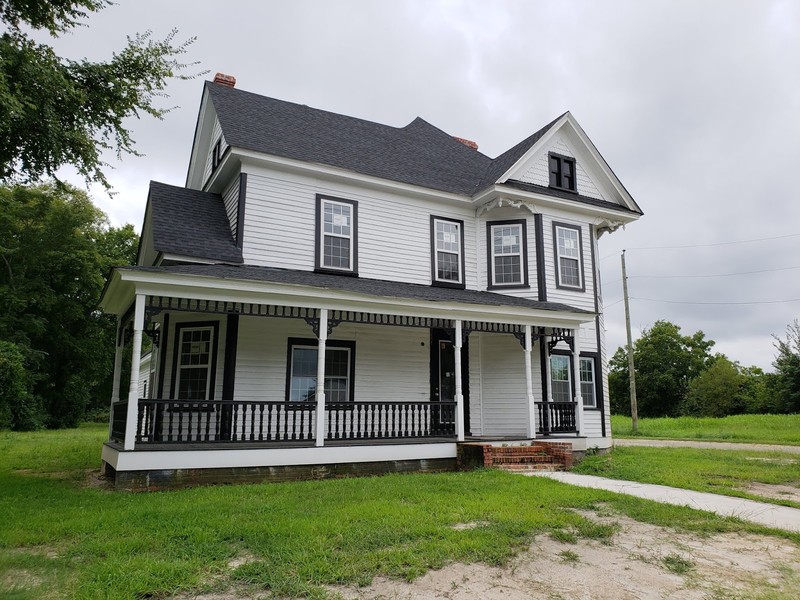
top-left (99, 74), bottom-right (642, 489)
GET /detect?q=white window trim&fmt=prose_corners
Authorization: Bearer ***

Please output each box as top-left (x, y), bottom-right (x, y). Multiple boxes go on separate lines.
top-left (175, 326), bottom-right (214, 401)
top-left (319, 197), bottom-right (355, 272)
top-left (550, 354), bottom-right (572, 403)
top-left (554, 224), bottom-right (583, 289)
top-left (580, 356), bottom-right (597, 408)
top-left (490, 223), bottom-right (523, 286)
top-left (433, 217), bottom-right (463, 285)
top-left (289, 344), bottom-right (353, 403)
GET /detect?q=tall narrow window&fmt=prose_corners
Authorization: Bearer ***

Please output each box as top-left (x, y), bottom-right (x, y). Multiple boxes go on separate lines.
top-left (553, 223), bottom-right (584, 290)
top-left (431, 216), bottom-right (464, 286)
top-left (487, 220), bottom-right (528, 287)
top-left (548, 152), bottom-right (576, 191)
top-left (316, 195), bottom-right (358, 273)
top-left (580, 357), bottom-right (597, 408)
top-left (286, 339), bottom-right (355, 403)
top-left (550, 355), bottom-right (572, 403)
top-left (176, 327), bottom-right (214, 400)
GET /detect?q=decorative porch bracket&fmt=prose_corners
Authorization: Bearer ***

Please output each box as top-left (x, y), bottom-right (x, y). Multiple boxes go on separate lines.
top-left (304, 314), bottom-right (343, 338)
top-left (547, 328), bottom-right (574, 353)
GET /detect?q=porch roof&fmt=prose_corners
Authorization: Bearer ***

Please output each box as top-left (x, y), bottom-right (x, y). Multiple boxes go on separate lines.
top-left (114, 264), bottom-right (592, 315)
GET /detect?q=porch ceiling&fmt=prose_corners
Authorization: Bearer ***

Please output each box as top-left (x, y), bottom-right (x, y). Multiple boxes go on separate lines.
top-left (100, 264), bottom-right (594, 327)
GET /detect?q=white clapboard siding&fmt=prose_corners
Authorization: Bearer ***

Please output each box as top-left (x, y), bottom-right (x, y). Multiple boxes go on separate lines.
top-left (222, 175), bottom-right (240, 237)
top-left (202, 117), bottom-right (227, 186)
top-left (540, 214), bottom-right (596, 312)
top-left (517, 135), bottom-right (605, 201)
top-left (473, 333), bottom-right (529, 437)
top-left (241, 167), bottom-right (478, 288)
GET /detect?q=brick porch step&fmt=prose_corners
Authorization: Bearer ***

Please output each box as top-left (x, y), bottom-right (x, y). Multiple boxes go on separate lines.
top-left (457, 441), bottom-right (574, 472)
top-left (495, 462), bottom-right (566, 473)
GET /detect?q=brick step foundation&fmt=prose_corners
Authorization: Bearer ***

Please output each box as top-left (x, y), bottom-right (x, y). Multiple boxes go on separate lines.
top-left (457, 441), bottom-right (573, 472)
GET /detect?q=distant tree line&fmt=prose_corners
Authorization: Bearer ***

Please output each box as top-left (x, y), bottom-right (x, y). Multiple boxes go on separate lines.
top-left (0, 183), bottom-right (138, 430)
top-left (610, 320), bottom-right (800, 418)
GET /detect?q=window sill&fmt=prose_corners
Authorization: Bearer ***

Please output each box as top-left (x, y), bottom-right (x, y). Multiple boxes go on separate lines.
top-left (548, 184), bottom-right (577, 194)
top-left (314, 268), bottom-right (359, 278)
top-left (431, 280), bottom-right (466, 290)
top-left (554, 283), bottom-right (586, 293)
top-left (487, 283), bottom-right (530, 291)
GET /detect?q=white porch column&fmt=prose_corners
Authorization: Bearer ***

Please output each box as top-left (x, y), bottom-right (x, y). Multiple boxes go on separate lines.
top-left (314, 309), bottom-right (328, 447)
top-left (572, 328), bottom-right (584, 435)
top-left (108, 318), bottom-right (123, 437)
top-left (524, 325), bottom-right (537, 439)
top-left (123, 294), bottom-right (145, 450)
top-left (454, 320), bottom-right (465, 442)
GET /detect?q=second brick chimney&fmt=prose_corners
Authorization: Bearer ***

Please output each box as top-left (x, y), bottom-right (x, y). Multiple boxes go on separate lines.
top-left (453, 136), bottom-right (479, 151)
top-left (213, 73), bottom-right (236, 88)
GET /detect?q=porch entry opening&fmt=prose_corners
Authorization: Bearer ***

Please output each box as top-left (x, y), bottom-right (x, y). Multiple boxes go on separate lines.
top-left (430, 329), bottom-right (469, 434)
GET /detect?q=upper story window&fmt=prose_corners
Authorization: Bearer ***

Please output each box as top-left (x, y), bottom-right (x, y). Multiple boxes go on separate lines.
top-left (431, 216), bottom-right (465, 288)
top-left (553, 222), bottom-right (584, 291)
top-left (549, 152), bottom-right (576, 192)
top-left (211, 139), bottom-right (223, 172)
top-left (487, 220), bottom-right (528, 288)
top-left (316, 195), bottom-right (358, 274)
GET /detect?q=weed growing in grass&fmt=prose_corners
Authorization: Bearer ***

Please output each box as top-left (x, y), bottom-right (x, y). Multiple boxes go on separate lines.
top-left (549, 529), bottom-right (578, 544)
top-left (558, 550), bottom-right (580, 564)
top-left (662, 553), bottom-right (694, 574)
top-left (574, 519), bottom-right (619, 545)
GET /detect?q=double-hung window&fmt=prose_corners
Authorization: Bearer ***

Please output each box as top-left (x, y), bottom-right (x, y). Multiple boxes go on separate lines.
top-left (549, 152), bottom-right (576, 191)
top-left (316, 195), bottom-right (358, 274)
top-left (174, 324), bottom-right (218, 401)
top-left (579, 357), bottom-right (597, 408)
top-left (431, 216), bottom-right (465, 287)
top-left (487, 220), bottom-right (528, 287)
top-left (550, 354), bottom-right (598, 408)
top-left (553, 222), bottom-right (584, 290)
top-left (286, 339), bottom-right (355, 403)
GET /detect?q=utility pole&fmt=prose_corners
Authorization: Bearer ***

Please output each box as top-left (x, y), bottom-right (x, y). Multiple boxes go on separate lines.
top-left (621, 250), bottom-right (638, 433)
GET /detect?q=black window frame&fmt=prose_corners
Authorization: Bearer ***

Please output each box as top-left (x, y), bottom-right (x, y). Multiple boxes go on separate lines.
top-left (552, 221), bottom-right (586, 292)
top-left (284, 338), bottom-right (356, 403)
top-left (486, 219), bottom-right (529, 289)
top-left (548, 152), bottom-right (577, 192)
top-left (211, 139), bottom-right (223, 172)
top-left (315, 194), bottom-right (359, 276)
top-left (430, 215), bottom-right (466, 289)
top-left (169, 320), bottom-right (220, 404)
top-left (549, 350), bottom-right (602, 410)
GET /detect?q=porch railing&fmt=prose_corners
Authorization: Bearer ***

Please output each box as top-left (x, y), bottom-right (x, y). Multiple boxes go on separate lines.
top-left (135, 399), bottom-right (317, 444)
top-left (325, 401), bottom-right (457, 441)
top-left (536, 401), bottom-right (578, 435)
top-left (110, 401), bottom-right (128, 444)
top-left (127, 399), bottom-right (458, 445)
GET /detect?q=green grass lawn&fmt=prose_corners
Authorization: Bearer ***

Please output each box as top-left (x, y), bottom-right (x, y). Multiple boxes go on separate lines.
top-left (1, 425), bottom-right (798, 599)
top-left (575, 445), bottom-right (800, 508)
top-left (611, 414), bottom-right (800, 445)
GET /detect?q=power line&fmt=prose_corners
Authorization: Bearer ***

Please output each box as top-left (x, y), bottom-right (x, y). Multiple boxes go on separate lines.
top-left (606, 265), bottom-right (800, 283)
top-left (631, 296), bottom-right (800, 306)
top-left (600, 232), bottom-right (800, 260)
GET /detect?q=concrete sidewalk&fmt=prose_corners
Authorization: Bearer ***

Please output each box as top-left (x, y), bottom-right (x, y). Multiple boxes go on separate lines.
top-left (614, 438), bottom-right (800, 454)
top-left (529, 471), bottom-right (800, 533)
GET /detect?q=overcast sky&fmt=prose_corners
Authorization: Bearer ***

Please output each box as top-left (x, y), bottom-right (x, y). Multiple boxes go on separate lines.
top-left (45, 0), bottom-right (800, 370)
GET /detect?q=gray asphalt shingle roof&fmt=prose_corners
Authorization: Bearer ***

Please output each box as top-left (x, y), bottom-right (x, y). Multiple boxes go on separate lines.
top-left (148, 181), bottom-right (243, 263)
top-left (123, 264), bottom-right (592, 315)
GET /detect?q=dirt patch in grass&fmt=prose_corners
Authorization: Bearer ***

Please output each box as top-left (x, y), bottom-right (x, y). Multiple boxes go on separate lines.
top-left (746, 482), bottom-right (800, 504)
top-left (333, 509), bottom-right (800, 600)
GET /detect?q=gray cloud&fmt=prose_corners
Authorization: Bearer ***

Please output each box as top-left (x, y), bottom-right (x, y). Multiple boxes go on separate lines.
top-left (41, 0), bottom-right (799, 370)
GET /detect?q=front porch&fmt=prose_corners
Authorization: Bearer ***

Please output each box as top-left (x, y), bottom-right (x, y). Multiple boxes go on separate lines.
top-left (100, 265), bottom-right (602, 488)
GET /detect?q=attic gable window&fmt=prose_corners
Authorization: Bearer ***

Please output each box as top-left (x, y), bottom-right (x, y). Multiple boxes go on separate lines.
top-left (316, 195), bottom-right (358, 274)
top-left (549, 152), bottom-right (576, 192)
top-left (431, 216), bottom-right (465, 288)
top-left (211, 139), bottom-right (223, 171)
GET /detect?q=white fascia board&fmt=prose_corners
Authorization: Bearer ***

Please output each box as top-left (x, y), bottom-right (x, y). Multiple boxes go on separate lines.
top-left (234, 148), bottom-right (472, 207)
top-left (159, 254), bottom-right (229, 265)
top-left (473, 185), bottom-right (640, 225)
top-left (115, 270), bottom-right (594, 328)
top-left (104, 442), bottom-right (458, 472)
top-left (494, 113), bottom-right (570, 185)
top-left (185, 88), bottom-right (212, 189)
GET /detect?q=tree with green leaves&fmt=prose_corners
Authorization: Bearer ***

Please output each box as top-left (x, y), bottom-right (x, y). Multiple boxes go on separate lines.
top-left (773, 320), bottom-right (800, 413)
top-left (0, 0), bottom-right (198, 189)
top-left (0, 182), bottom-right (137, 429)
top-left (680, 354), bottom-right (746, 417)
top-left (609, 320), bottom-right (714, 418)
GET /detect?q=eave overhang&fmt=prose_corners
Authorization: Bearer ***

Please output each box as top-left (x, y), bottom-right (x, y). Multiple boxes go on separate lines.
top-left (99, 268), bottom-right (594, 329)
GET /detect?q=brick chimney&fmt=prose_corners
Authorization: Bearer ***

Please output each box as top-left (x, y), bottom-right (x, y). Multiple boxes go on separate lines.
top-left (213, 73), bottom-right (236, 88)
top-left (453, 136), bottom-right (478, 151)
